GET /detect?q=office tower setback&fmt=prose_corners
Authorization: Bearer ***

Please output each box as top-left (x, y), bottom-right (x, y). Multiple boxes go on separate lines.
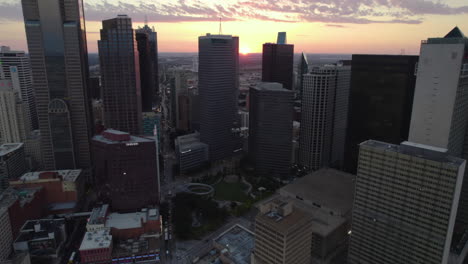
top-left (297, 52), bottom-right (309, 98)
top-left (345, 55), bottom-right (418, 173)
top-left (348, 140), bottom-right (465, 264)
top-left (254, 198), bottom-right (313, 264)
top-left (249, 82), bottom-right (293, 177)
top-left (262, 33), bottom-right (294, 90)
top-left (198, 34), bottom-right (240, 161)
top-left (299, 63), bottom-right (351, 171)
top-left (0, 47), bottom-right (37, 130)
top-left (99, 15), bottom-right (142, 135)
top-left (136, 23), bottom-right (159, 112)
top-left (92, 129), bottom-right (159, 211)
top-left (21, 0), bottom-right (93, 170)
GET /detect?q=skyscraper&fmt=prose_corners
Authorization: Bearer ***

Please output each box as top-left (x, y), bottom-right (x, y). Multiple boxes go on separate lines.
top-left (0, 80), bottom-right (30, 144)
top-left (198, 34), bottom-right (239, 161)
top-left (136, 23), bottom-right (159, 112)
top-left (21, 0), bottom-right (93, 170)
top-left (348, 140), bottom-right (465, 264)
top-left (345, 55), bottom-right (418, 173)
top-left (249, 82), bottom-right (293, 177)
top-left (99, 15), bottom-right (142, 135)
top-left (0, 47), bottom-right (37, 130)
top-left (299, 63), bottom-right (351, 171)
top-left (262, 32), bottom-right (294, 90)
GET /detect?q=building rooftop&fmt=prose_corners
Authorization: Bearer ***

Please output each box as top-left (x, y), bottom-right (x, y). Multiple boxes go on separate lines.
top-left (200, 34), bottom-right (235, 39)
top-left (18, 169), bottom-right (82, 182)
top-left (112, 235), bottom-right (160, 260)
top-left (257, 198), bottom-right (311, 234)
top-left (176, 132), bottom-right (209, 153)
top-left (280, 168), bottom-right (355, 216)
top-left (79, 228), bottom-right (112, 251)
top-left (88, 204), bottom-right (109, 226)
top-left (16, 219), bottom-right (65, 243)
top-left (106, 208), bottom-right (159, 230)
top-left (213, 225), bottom-right (254, 264)
top-left (252, 82), bottom-right (291, 92)
top-left (93, 130), bottom-right (153, 144)
top-left (0, 143), bottom-right (23, 156)
top-left (361, 140), bottom-right (465, 166)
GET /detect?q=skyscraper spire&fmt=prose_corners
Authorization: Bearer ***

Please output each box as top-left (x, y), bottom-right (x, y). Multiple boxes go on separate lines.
top-left (219, 17), bottom-right (222, 35)
top-left (144, 15), bottom-right (148, 26)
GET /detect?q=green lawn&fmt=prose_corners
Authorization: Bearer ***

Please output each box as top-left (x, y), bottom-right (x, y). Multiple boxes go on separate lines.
top-left (214, 180), bottom-right (249, 202)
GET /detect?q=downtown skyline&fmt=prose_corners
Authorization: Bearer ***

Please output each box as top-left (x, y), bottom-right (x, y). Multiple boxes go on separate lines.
top-left (0, 0), bottom-right (467, 54)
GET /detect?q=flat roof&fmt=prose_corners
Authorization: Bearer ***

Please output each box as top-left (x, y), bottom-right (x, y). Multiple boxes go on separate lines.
top-left (106, 209), bottom-right (159, 230)
top-left (213, 225), bottom-right (254, 264)
top-left (280, 168), bottom-right (355, 216)
top-left (256, 201), bottom-right (311, 234)
top-left (80, 228), bottom-right (112, 250)
top-left (93, 134), bottom-right (153, 144)
top-left (0, 143), bottom-right (23, 156)
top-left (252, 82), bottom-right (291, 92)
top-left (19, 169), bottom-right (82, 182)
top-left (360, 140), bottom-right (465, 166)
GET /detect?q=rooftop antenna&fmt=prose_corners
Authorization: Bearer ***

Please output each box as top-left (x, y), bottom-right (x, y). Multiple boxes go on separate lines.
top-left (144, 15), bottom-right (148, 26)
top-left (219, 17), bottom-right (222, 35)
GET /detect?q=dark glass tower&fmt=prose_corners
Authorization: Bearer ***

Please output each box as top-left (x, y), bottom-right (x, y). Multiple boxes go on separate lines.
top-left (262, 32), bottom-right (294, 90)
top-left (21, 0), bottom-right (93, 170)
top-left (136, 23), bottom-right (159, 112)
top-left (344, 55), bottom-right (418, 173)
top-left (198, 34), bottom-right (239, 161)
top-left (249, 82), bottom-right (293, 177)
top-left (99, 15), bottom-right (142, 135)
top-left (297, 52), bottom-right (309, 98)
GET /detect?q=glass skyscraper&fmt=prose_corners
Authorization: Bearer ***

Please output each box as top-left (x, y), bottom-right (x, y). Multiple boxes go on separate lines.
top-left (21, 0), bottom-right (93, 170)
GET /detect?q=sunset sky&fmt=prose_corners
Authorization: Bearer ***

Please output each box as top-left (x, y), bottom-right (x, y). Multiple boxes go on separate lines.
top-left (0, 0), bottom-right (467, 54)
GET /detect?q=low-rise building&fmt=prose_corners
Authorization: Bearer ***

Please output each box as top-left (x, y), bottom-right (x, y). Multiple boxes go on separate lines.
top-left (10, 170), bottom-right (84, 214)
top-left (13, 219), bottom-right (66, 263)
top-left (106, 208), bottom-right (161, 240)
top-left (175, 132), bottom-right (209, 173)
top-left (279, 168), bottom-right (355, 263)
top-left (79, 228), bottom-right (112, 264)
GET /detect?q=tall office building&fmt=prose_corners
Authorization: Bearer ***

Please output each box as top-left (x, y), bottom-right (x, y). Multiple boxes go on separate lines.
top-left (0, 47), bottom-right (37, 130)
top-left (299, 63), bottom-right (351, 171)
top-left (348, 140), bottom-right (465, 264)
top-left (0, 143), bottom-right (28, 193)
top-left (249, 82), bottom-right (293, 177)
top-left (0, 80), bottom-right (30, 144)
top-left (254, 198), bottom-right (313, 264)
top-left (99, 15), bottom-right (142, 135)
top-left (21, 0), bottom-right (93, 170)
top-left (345, 55), bottom-right (418, 173)
top-left (406, 27), bottom-right (468, 242)
top-left (136, 23), bottom-right (159, 112)
top-left (92, 129), bottom-right (159, 211)
top-left (262, 32), bottom-right (294, 90)
top-left (198, 34), bottom-right (239, 161)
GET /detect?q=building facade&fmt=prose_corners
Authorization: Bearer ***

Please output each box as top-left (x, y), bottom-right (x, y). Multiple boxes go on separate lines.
top-left (0, 47), bottom-right (37, 130)
top-left (299, 63), bottom-right (351, 171)
top-left (99, 15), bottom-right (142, 135)
top-left (198, 34), bottom-right (240, 161)
top-left (262, 33), bottom-right (294, 90)
top-left (348, 140), bottom-right (465, 264)
top-left (254, 198), bottom-right (312, 264)
top-left (249, 82), bottom-right (293, 177)
top-left (136, 23), bottom-right (159, 112)
top-left (345, 55), bottom-right (418, 173)
top-left (0, 80), bottom-right (30, 144)
top-left (175, 132), bottom-right (209, 173)
top-left (21, 0), bottom-right (93, 170)
top-left (92, 130), bottom-right (159, 211)
top-left (0, 144), bottom-right (27, 192)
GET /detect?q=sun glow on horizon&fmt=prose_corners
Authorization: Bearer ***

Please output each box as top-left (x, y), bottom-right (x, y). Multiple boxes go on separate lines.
top-left (240, 46), bottom-right (251, 55)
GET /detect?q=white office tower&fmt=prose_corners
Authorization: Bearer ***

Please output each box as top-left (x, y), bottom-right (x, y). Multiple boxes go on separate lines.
top-left (408, 27), bottom-right (468, 157)
top-left (0, 80), bottom-right (30, 144)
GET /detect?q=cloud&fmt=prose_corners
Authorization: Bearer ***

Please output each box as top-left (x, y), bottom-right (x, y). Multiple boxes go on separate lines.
top-left (1, 0), bottom-right (468, 25)
top-left (326, 24), bottom-right (347, 28)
